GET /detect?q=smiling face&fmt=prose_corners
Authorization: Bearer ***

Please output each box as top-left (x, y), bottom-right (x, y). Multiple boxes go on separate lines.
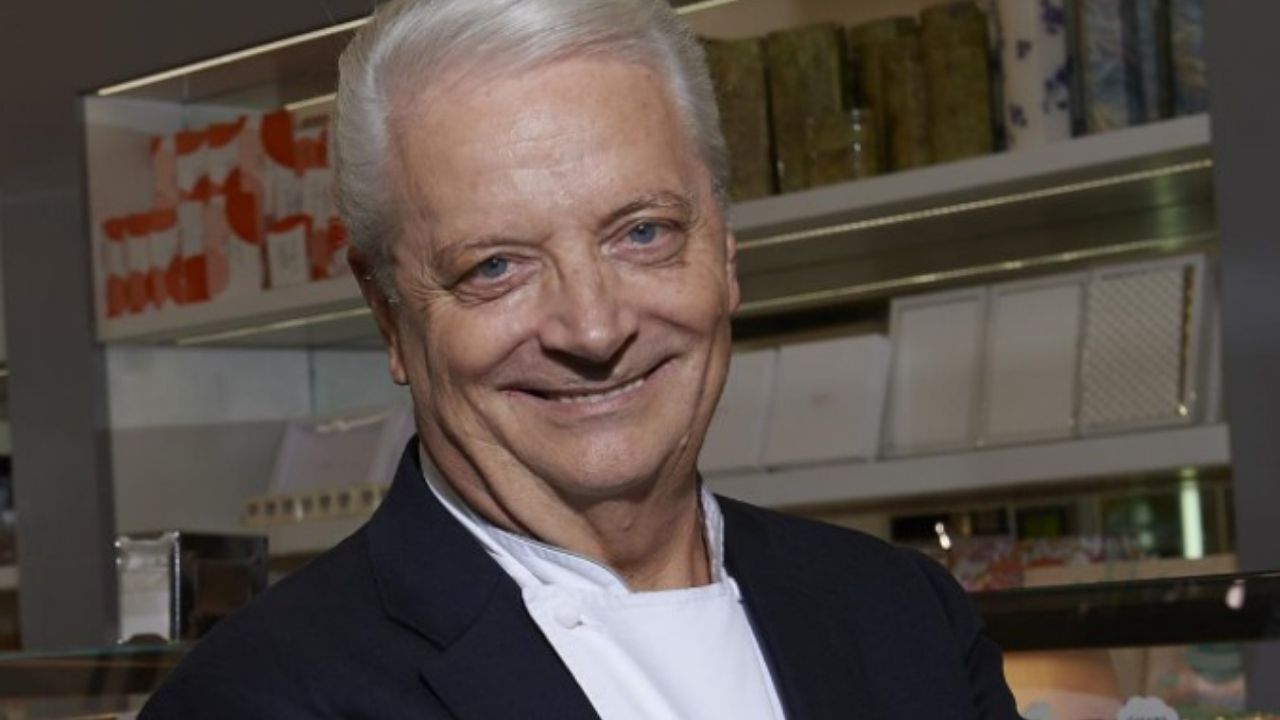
top-left (367, 56), bottom-right (739, 507)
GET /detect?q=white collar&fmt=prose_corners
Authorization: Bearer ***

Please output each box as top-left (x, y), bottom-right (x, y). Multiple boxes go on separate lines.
top-left (418, 444), bottom-right (728, 594)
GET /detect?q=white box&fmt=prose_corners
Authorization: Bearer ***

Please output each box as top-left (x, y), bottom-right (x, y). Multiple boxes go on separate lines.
top-left (981, 274), bottom-right (1085, 445)
top-left (1079, 256), bottom-right (1205, 433)
top-left (699, 348), bottom-right (777, 475)
top-left (267, 405), bottom-right (415, 497)
top-left (761, 335), bottom-right (892, 468)
top-left (885, 289), bottom-right (987, 456)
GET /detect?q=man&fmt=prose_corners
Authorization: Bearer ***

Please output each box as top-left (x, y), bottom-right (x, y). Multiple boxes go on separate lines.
top-left (142, 0), bottom-right (1020, 717)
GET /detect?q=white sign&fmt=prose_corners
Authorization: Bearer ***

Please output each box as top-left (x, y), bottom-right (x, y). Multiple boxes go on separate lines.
top-left (1117, 696), bottom-right (1178, 720)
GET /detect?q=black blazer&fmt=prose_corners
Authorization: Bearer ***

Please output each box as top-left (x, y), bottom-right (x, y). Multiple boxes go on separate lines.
top-left (142, 441), bottom-right (1020, 719)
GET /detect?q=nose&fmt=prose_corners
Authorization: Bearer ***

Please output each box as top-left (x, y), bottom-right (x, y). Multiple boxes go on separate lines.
top-left (538, 253), bottom-right (638, 364)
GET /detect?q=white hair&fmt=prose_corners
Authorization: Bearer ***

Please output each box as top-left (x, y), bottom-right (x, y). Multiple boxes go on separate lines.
top-left (333, 0), bottom-right (729, 298)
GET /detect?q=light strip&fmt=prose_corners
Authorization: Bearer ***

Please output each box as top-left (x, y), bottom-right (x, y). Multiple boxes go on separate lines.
top-left (736, 232), bottom-right (1215, 316)
top-left (95, 18), bottom-right (369, 96)
top-left (175, 306), bottom-right (372, 347)
top-left (737, 159), bottom-right (1214, 251)
top-left (0, 367), bottom-right (8, 379)
top-left (1179, 478), bottom-right (1205, 560)
top-left (285, 92), bottom-right (338, 113)
top-left (95, 0), bottom-right (739, 98)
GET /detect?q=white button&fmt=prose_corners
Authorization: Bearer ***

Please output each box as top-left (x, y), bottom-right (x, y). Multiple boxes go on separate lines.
top-left (552, 601), bottom-right (582, 629)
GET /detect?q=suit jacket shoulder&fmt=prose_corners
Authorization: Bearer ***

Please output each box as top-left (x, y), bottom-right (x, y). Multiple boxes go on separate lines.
top-left (140, 528), bottom-right (450, 719)
top-left (717, 496), bottom-right (1021, 720)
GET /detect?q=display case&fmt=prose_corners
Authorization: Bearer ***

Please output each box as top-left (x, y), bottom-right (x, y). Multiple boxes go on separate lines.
top-left (985, 571), bottom-right (1280, 718)
top-left (0, 571), bottom-right (1275, 718)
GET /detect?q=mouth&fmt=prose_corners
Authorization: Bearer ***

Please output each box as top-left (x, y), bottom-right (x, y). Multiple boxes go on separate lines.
top-left (514, 358), bottom-right (671, 407)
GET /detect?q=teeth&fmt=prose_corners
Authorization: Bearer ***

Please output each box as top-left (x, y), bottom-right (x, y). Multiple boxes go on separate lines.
top-left (551, 375), bottom-right (646, 404)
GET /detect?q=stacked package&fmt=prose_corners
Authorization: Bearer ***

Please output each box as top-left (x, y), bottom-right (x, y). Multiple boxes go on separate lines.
top-left (703, 38), bottom-right (774, 201)
top-left (1169, 0), bottom-right (1207, 115)
top-left (921, 2), bottom-right (996, 162)
top-left (689, 0), bottom-right (1208, 204)
top-left (764, 24), bottom-right (847, 193)
top-left (1074, 0), bottom-right (1178, 133)
top-left (101, 108), bottom-right (349, 320)
top-left (848, 18), bottom-right (923, 172)
top-left (880, 28), bottom-right (935, 170)
top-left (995, 0), bottom-right (1074, 149)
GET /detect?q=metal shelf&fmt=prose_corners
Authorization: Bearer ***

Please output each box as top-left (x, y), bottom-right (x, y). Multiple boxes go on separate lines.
top-left (258, 425), bottom-right (1229, 559)
top-left (706, 424), bottom-right (1230, 510)
top-left (734, 115), bottom-right (1215, 317)
top-left (96, 276), bottom-right (373, 348)
top-left (979, 569), bottom-right (1280, 651)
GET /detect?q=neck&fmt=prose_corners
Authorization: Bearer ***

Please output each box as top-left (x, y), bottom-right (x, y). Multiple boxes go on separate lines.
top-left (421, 436), bottom-right (710, 591)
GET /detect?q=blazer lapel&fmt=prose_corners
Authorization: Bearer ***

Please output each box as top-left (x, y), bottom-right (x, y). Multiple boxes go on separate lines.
top-left (721, 497), bottom-right (883, 720)
top-left (418, 581), bottom-right (600, 720)
top-left (366, 440), bottom-right (599, 720)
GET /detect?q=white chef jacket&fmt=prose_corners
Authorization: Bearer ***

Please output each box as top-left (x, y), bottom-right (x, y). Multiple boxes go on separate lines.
top-left (420, 448), bottom-right (787, 720)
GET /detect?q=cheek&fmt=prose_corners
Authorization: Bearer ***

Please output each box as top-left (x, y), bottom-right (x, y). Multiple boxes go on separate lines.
top-left (641, 257), bottom-right (734, 332)
top-left (422, 303), bottom-right (535, 392)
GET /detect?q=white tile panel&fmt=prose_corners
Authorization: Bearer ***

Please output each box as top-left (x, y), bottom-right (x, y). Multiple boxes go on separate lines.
top-left (700, 348), bottom-right (778, 475)
top-left (982, 275), bottom-right (1085, 445)
top-left (762, 335), bottom-right (891, 467)
top-left (885, 289), bottom-right (987, 455)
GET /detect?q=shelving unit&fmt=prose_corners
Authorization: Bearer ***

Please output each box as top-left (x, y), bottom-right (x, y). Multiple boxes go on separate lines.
top-left (707, 424), bottom-right (1229, 510)
top-left (252, 424), bottom-right (1228, 559)
top-left (91, 115), bottom-right (1214, 348)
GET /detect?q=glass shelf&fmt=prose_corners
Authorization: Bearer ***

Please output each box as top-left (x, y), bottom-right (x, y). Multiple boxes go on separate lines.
top-left (979, 571), bottom-right (1280, 652)
top-left (0, 643), bottom-right (187, 699)
top-left (0, 571), bottom-right (1274, 700)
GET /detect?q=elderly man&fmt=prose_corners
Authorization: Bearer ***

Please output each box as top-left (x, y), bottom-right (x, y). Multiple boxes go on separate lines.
top-left (142, 0), bottom-right (1020, 717)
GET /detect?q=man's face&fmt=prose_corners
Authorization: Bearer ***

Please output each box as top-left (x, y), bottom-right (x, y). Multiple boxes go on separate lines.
top-left (372, 56), bottom-right (739, 501)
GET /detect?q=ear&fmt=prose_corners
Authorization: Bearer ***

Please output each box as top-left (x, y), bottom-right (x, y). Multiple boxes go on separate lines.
top-left (350, 246), bottom-right (410, 386)
top-left (724, 230), bottom-right (741, 313)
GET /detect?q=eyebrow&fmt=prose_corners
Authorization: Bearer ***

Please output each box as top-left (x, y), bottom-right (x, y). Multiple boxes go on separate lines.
top-left (596, 190), bottom-right (697, 233)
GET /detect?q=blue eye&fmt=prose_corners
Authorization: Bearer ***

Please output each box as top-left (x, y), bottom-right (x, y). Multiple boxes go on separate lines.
top-left (476, 256), bottom-right (510, 280)
top-left (628, 222), bottom-right (660, 245)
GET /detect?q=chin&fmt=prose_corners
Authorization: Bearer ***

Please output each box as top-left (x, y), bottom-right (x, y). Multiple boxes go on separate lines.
top-left (526, 433), bottom-right (693, 501)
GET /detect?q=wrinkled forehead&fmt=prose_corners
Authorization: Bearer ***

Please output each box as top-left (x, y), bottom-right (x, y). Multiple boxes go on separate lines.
top-left (386, 56), bottom-right (717, 244)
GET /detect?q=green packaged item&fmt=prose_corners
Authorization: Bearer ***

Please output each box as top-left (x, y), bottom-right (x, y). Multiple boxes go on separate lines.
top-left (921, 1), bottom-right (990, 45)
top-left (805, 108), bottom-right (882, 186)
top-left (881, 33), bottom-right (934, 171)
top-left (704, 38), bottom-right (774, 200)
top-left (847, 17), bottom-right (917, 111)
top-left (922, 1), bottom-right (995, 162)
top-left (765, 23), bottom-right (846, 192)
top-left (847, 17), bottom-right (917, 162)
